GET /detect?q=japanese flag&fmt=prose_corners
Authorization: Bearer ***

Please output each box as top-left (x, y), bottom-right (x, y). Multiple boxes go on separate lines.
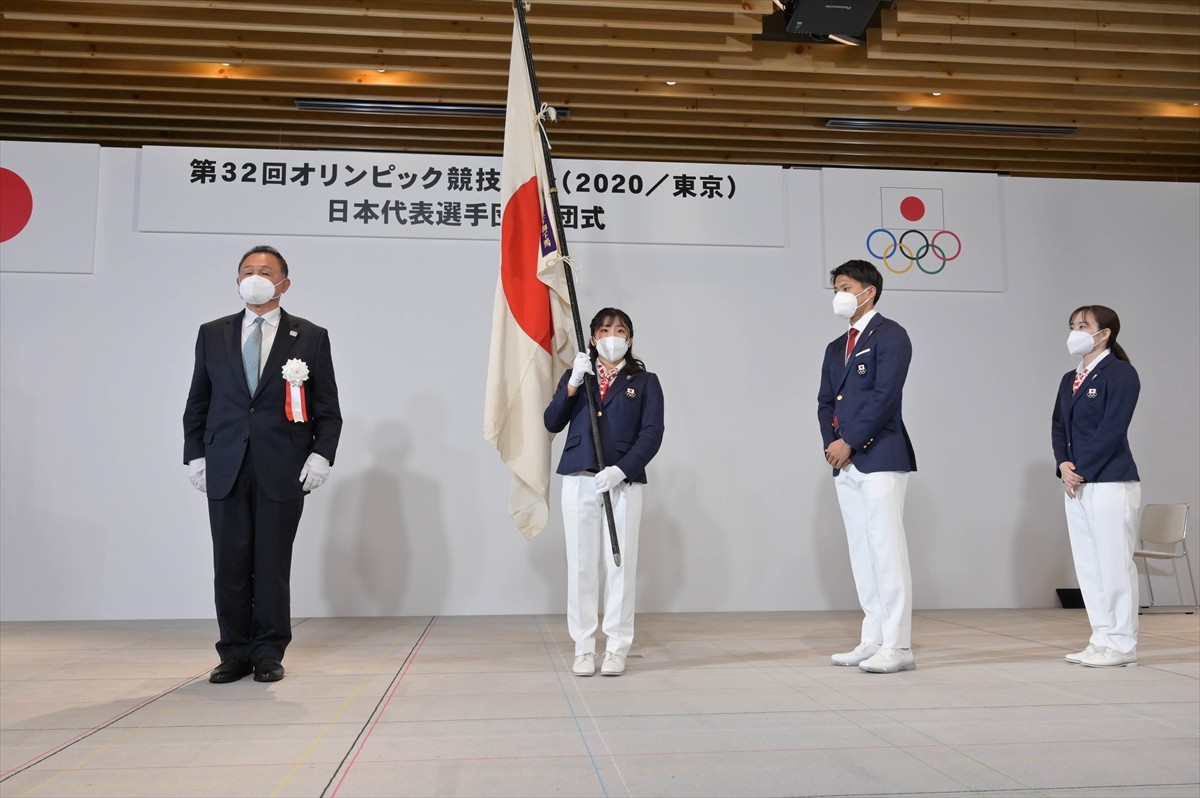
top-left (0, 141), bottom-right (100, 274)
top-left (483, 10), bottom-right (574, 540)
top-left (881, 186), bottom-right (945, 232)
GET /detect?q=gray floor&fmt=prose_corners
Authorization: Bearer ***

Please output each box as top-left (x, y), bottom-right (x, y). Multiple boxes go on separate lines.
top-left (1, 609), bottom-right (1197, 798)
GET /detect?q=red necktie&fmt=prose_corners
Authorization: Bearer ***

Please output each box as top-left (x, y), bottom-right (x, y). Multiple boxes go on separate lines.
top-left (845, 327), bottom-right (858, 364)
top-left (1072, 367), bottom-right (1089, 394)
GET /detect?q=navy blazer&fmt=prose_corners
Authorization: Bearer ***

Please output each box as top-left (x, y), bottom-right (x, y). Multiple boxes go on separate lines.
top-left (183, 308), bottom-right (343, 502)
top-left (544, 365), bottom-right (664, 484)
top-left (817, 313), bottom-right (917, 476)
top-left (1051, 354), bottom-right (1139, 483)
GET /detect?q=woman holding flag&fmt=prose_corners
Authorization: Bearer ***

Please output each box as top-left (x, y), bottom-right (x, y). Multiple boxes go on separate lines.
top-left (544, 308), bottom-right (664, 677)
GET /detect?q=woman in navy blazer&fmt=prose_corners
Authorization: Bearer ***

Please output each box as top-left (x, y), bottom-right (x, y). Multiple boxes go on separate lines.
top-left (544, 308), bottom-right (664, 677)
top-left (1052, 305), bottom-right (1141, 668)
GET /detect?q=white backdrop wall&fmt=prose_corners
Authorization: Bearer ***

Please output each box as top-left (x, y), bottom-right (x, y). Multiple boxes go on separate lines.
top-left (1, 147), bottom-right (1197, 621)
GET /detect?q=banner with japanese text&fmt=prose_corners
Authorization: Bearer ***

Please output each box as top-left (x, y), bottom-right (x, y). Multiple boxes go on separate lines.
top-left (137, 146), bottom-right (785, 248)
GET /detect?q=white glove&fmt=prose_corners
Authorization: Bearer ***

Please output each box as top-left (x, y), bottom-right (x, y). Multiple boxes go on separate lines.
top-left (187, 458), bottom-right (207, 493)
top-left (594, 465), bottom-right (626, 494)
top-left (568, 351), bottom-right (593, 387)
top-left (299, 453), bottom-right (331, 492)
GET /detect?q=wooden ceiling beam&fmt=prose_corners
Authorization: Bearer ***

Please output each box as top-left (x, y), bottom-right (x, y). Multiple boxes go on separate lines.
top-left (5, 93), bottom-right (1194, 153)
top-left (7, 123), bottom-right (1192, 180)
top-left (4, 32), bottom-right (1196, 96)
top-left (898, 0), bottom-right (1200, 35)
top-left (4, 111), bottom-right (1189, 161)
top-left (4, 114), bottom-right (1193, 179)
top-left (4, 68), bottom-right (1195, 129)
top-left (882, 13), bottom-right (1200, 56)
top-left (12, 0), bottom-right (771, 33)
top-left (6, 49), bottom-right (1194, 109)
top-left (908, 0), bottom-right (1200, 17)
top-left (0, 1), bottom-right (1194, 182)
top-left (0, 14), bottom-right (754, 54)
top-left (868, 30), bottom-right (1200, 73)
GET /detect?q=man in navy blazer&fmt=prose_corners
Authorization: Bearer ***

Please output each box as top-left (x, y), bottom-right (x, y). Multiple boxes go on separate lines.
top-left (817, 259), bottom-right (917, 674)
top-left (183, 245), bottom-right (342, 684)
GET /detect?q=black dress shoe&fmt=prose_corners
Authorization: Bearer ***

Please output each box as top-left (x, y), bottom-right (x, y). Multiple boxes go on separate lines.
top-left (253, 659), bottom-right (285, 682)
top-left (209, 658), bottom-right (253, 684)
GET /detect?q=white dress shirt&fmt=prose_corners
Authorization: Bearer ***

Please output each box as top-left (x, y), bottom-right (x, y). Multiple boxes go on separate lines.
top-left (241, 307), bottom-right (281, 378)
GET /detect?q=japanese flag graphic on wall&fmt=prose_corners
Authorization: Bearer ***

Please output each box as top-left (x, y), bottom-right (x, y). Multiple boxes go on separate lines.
top-left (0, 140), bottom-right (101, 274)
top-left (821, 168), bottom-right (1005, 293)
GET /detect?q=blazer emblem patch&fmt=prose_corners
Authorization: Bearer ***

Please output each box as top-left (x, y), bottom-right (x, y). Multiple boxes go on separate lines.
top-left (1086, 387), bottom-right (1097, 398)
top-left (626, 387), bottom-right (636, 398)
top-left (857, 364), bottom-right (867, 375)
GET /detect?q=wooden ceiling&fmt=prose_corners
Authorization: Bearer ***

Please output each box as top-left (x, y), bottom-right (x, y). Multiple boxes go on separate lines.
top-left (1, 0), bottom-right (1198, 182)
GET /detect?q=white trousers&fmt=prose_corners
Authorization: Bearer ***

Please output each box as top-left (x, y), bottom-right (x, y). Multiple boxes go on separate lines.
top-left (1064, 481), bottom-right (1141, 654)
top-left (561, 474), bottom-right (643, 658)
top-left (834, 465), bottom-right (913, 649)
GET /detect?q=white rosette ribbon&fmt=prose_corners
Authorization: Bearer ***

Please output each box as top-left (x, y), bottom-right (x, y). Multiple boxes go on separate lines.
top-left (281, 358), bottom-right (310, 422)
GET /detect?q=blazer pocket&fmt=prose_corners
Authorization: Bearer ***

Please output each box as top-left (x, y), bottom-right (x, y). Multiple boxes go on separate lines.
top-left (563, 434), bottom-right (582, 452)
top-left (615, 438), bottom-right (632, 455)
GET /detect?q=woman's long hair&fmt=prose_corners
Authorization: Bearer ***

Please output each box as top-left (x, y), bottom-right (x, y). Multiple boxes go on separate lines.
top-left (1070, 304), bottom-right (1130, 363)
top-left (588, 307), bottom-right (646, 376)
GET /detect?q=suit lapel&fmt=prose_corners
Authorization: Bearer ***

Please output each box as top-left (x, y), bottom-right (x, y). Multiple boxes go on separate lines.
top-left (224, 311), bottom-right (252, 396)
top-left (600, 368), bottom-right (629, 408)
top-left (1070, 357), bottom-right (1105, 407)
top-left (838, 314), bottom-right (883, 386)
top-left (255, 308), bottom-right (299, 401)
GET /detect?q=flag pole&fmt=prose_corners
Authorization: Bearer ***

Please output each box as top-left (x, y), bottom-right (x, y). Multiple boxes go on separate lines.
top-left (513, 0), bottom-right (621, 567)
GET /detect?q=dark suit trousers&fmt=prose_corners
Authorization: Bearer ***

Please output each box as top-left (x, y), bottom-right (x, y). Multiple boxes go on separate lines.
top-left (207, 444), bottom-right (304, 662)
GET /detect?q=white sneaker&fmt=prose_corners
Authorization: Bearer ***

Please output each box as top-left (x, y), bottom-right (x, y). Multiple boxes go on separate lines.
top-left (571, 653), bottom-right (596, 676)
top-left (600, 652), bottom-right (626, 676)
top-left (831, 643), bottom-right (879, 666)
top-left (1080, 647), bottom-right (1137, 668)
top-left (1064, 643), bottom-right (1101, 664)
top-left (858, 647), bottom-right (916, 673)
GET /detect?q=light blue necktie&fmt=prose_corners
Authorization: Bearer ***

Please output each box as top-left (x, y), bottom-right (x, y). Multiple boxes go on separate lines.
top-left (243, 316), bottom-right (264, 395)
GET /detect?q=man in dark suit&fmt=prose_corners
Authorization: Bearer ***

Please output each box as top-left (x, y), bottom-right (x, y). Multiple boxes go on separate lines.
top-left (817, 259), bottom-right (917, 674)
top-left (183, 245), bottom-right (342, 684)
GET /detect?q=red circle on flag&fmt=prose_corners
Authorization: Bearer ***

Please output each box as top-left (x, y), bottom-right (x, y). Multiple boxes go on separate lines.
top-left (0, 168), bottom-right (35, 243)
top-left (899, 195), bottom-right (925, 223)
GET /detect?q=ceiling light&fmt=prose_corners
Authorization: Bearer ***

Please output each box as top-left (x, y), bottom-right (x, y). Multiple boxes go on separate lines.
top-left (377, 69), bottom-right (386, 73)
top-left (295, 98), bottom-right (570, 118)
top-left (931, 92), bottom-right (942, 97)
top-left (827, 118), bottom-right (1076, 136)
top-left (665, 80), bottom-right (677, 86)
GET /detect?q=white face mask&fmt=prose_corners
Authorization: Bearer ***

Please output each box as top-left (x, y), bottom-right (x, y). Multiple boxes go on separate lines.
top-left (595, 336), bottom-right (629, 363)
top-left (238, 274), bottom-right (283, 305)
top-left (832, 287), bottom-right (870, 319)
top-left (1067, 329), bottom-right (1101, 357)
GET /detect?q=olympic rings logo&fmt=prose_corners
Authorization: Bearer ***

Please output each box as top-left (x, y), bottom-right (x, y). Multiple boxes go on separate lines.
top-left (866, 228), bottom-right (962, 275)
